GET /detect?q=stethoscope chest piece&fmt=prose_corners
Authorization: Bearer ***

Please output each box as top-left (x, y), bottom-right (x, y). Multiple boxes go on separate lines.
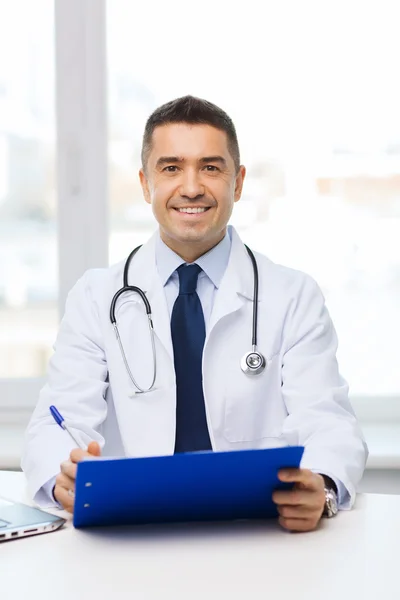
top-left (240, 350), bottom-right (267, 376)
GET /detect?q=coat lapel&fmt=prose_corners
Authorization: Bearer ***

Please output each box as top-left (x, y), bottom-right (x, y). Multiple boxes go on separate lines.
top-left (207, 227), bottom-right (257, 342)
top-left (123, 232), bottom-right (173, 362)
top-left (110, 232), bottom-right (176, 457)
top-left (125, 227), bottom-right (256, 358)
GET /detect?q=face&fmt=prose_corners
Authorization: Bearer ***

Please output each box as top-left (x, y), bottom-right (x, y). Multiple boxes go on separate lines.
top-left (139, 123), bottom-right (245, 261)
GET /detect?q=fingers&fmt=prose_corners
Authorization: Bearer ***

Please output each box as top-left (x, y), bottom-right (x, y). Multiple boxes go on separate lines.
top-left (60, 459), bottom-right (77, 480)
top-left (278, 468), bottom-right (322, 490)
top-left (277, 504), bottom-right (314, 519)
top-left (272, 488), bottom-right (323, 507)
top-left (54, 485), bottom-right (74, 514)
top-left (70, 441), bottom-right (101, 464)
top-left (69, 448), bottom-right (89, 463)
top-left (276, 501), bottom-right (323, 531)
top-left (273, 469), bottom-right (326, 533)
top-left (277, 501), bottom-right (322, 532)
top-left (87, 441), bottom-right (101, 456)
top-left (278, 516), bottom-right (320, 533)
top-left (56, 471), bottom-right (75, 491)
top-left (54, 442), bottom-right (101, 515)
top-left (274, 490), bottom-right (325, 531)
top-left (54, 472), bottom-right (76, 514)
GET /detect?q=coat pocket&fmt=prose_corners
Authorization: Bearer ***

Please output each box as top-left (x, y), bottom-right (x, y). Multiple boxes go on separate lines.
top-left (223, 354), bottom-right (287, 443)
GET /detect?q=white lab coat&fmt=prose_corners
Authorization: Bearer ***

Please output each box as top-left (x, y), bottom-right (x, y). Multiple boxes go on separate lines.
top-left (22, 227), bottom-right (367, 506)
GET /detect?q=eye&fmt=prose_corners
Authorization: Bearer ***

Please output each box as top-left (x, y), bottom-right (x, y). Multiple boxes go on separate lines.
top-left (203, 165), bottom-right (219, 172)
top-left (163, 165), bottom-right (178, 172)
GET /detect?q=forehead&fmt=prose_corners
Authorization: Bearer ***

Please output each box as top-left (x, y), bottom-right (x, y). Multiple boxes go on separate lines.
top-left (149, 123), bottom-right (231, 160)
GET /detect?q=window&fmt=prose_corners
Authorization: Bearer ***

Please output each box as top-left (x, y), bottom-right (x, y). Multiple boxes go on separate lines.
top-left (0, 1), bottom-right (57, 378)
top-left (107, 0), bottom-right (400, 397)
top-left (0, 0), bottom-right (108, 468)
top-left (1, 0), bottom-right (398, 471)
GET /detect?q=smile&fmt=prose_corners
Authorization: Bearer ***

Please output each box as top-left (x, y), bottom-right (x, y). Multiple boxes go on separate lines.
top-left (175, 207), bottom-right (211, 214)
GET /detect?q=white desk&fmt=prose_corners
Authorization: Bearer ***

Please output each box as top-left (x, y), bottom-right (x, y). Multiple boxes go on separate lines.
top-left (1, 471), bottom-right (399, 600)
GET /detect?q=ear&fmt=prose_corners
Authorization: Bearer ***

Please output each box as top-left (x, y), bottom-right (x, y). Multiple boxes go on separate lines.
top-left (234, 165), bottom-right (246, 203)
top-left (139, 168), bottom-right (151, 205)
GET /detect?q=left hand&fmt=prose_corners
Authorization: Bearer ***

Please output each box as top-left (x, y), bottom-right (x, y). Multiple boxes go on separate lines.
top-left (272, 469), bottom-right (326, 532)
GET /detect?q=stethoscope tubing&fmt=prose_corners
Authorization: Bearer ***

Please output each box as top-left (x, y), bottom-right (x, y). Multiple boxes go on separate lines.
top-left (244, 244), bottom-right (259, 348)
top-left (109, 241), bottom-right (265, 393)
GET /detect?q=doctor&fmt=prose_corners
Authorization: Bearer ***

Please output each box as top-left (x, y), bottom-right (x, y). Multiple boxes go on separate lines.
top-left (22, 95), bottom-right (367, 532)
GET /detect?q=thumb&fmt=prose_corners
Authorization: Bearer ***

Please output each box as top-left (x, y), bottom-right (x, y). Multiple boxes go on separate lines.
top-left (87, 441), bottom-right (101, 456)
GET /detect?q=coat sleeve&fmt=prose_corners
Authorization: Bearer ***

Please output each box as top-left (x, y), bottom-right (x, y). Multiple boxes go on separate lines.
top-left (280, 274), bottom-right (368, 508)
top-left (21, 271), bottom-right (109, 506)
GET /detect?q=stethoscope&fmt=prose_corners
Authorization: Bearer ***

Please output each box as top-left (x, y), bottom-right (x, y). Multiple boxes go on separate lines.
top-left (110, 244), bottom-right (266, 394)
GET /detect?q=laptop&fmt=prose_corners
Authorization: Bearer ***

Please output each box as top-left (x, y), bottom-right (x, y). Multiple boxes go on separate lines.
top-left (0, 496), bottom-right (66, 542)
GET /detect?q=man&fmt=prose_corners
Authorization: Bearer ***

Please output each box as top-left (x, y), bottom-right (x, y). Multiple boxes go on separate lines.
top-left (22, 95), bottom-right (368, 532)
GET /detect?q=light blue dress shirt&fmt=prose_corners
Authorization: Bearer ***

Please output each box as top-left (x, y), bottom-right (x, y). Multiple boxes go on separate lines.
top-left (155, 230), bottom-right (232, 328)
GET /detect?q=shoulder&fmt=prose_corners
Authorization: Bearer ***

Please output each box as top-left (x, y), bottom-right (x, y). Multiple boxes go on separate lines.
top-left (84, 259), bottom-right (125, 289)
top-left (64, 259), bottom-right (125, 311)
top-left (253, 250), bottom-right (321, 301)
top-left (231, 227), bottom-right (320, 301)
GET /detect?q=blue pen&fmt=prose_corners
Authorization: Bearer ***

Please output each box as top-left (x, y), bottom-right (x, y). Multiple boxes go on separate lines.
top-left (49, 405), bottom-right (86, 450)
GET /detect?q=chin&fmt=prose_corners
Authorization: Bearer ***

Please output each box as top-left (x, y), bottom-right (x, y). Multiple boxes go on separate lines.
top-left (173, 226), bottom-right (211, 242)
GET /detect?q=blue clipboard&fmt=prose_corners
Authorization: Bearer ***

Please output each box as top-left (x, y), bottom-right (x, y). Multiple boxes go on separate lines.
top-left (73, 446), bottom-right (304, 528)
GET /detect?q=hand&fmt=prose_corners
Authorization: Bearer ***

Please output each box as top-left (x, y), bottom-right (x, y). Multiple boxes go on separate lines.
top-left (272, 469), bottom-right (326, 533)
top-left (54, 441), bottom-right (101, 514)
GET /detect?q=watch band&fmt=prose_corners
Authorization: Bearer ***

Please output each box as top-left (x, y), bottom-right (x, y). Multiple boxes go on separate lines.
top-left (321, 474), bottom-right (338, 495)
top-left (323, 486), bottom-right (339, 518)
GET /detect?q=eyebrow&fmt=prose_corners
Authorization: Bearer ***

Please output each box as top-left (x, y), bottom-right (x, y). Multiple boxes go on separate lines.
top-left (199, 156), bottom-right (228, 167)
top-left (155, 156), bottom-right (183, 168)
top-left (155, 155), bottom-right (228, 169)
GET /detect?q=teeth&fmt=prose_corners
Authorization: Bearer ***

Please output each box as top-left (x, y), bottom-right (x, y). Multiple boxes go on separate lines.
top-left (178, 207), bottom-right (208, 214)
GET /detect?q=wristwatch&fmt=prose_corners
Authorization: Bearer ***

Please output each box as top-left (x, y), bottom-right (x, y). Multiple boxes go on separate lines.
top-left (323, 485), bottom-right (338, 518)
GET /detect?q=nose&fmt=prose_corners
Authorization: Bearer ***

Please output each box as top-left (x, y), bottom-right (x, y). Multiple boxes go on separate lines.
top-left (179, 169), bottom-right (205, 200)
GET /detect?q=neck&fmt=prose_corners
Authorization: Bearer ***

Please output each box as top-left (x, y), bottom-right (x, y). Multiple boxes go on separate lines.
top-left (160, 229), bottom-right (226, 263)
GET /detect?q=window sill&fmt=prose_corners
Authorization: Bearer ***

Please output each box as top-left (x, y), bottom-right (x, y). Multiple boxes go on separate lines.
top-left (361, 423), bottom-right (400, 469)
top-left (0, 424), bottom-right (25, 470)
top-left (1, 421), bottom-right (400, 471)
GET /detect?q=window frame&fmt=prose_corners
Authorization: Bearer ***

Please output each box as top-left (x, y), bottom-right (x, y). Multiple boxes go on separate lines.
top-left (0, 0), bottom-right (398, 430)
top-left (0, 0), bottom-right (108, 415)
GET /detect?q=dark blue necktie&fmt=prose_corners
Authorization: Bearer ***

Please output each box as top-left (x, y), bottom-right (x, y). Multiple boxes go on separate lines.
top-left (171, 264), bottom-right (212, 453)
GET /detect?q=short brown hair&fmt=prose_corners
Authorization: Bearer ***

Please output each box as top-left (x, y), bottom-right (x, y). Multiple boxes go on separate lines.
top-left (141, 95), bottom-right (240, 172)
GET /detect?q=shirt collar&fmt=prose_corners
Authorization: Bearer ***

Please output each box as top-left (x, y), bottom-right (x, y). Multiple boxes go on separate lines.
top-left (156, 228), bottom-right (232, 289)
